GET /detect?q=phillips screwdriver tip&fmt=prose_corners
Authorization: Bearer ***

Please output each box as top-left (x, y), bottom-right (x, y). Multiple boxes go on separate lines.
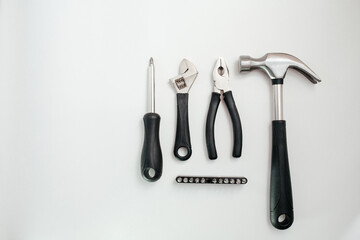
top-left (149, 57), bottom-right (154, 65)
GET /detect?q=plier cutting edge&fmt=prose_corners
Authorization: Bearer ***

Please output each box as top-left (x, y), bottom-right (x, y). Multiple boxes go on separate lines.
top-left (206, 57), bottom-right (243, 160)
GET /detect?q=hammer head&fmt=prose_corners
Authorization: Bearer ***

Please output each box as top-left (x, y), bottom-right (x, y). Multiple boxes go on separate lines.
top-left (239, 53), bottom-right (321, 84)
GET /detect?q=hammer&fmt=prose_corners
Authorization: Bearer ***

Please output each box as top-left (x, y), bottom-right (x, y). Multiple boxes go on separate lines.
top-left (239, 53), bottom-right (321, 230)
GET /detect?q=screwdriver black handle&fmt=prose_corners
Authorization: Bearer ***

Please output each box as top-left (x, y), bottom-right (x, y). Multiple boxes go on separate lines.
top-left (174, 93), bottom-right (192, 160)
top-left (141, 113), bottom-right (162, 182)
top-left (270, 120), bottom-right (294, 229)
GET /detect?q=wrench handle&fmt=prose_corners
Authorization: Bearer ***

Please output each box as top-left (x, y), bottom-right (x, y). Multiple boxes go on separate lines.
top-left (270, 120), bottom-right (294, 230)
top-left (174, 93), bottom-right (192, 160)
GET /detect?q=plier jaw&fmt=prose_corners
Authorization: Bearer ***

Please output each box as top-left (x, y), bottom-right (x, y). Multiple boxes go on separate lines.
top-left (213, 57), bottom-right (231, 94)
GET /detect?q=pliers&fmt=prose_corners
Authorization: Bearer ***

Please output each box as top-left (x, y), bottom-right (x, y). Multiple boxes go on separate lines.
top-left (206, 57), bottom-right (242, 160)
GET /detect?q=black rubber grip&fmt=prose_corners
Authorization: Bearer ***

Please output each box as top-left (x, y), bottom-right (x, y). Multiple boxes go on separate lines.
top-left (271, 78), bottom-right (284, 85)
top-left (223, 91), bottom-right (242, 158)
top-left (174, 93), bottom-right (192, 160)
top-left (205, 92), bottom-right (221, 159)
top-left (270, 120), bottom-right (294, 229)
top-left (141, 113), bottom-right (162, 182)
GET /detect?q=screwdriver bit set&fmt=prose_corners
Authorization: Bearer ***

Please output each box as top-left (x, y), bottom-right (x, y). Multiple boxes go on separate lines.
top-left (140, 54), bottom-right (321, 230)
top-left (176, 176), bottom-right (248, 184)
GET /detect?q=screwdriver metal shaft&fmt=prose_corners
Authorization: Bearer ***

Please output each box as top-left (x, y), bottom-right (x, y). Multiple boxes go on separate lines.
top-left (149, 57), bottom-right (155, 113)
top-left (141, 58), bottom-right (163, 182)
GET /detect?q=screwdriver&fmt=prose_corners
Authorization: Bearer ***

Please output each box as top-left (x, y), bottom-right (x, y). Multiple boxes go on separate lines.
top-left (141, 57), bottom-right (163, 182)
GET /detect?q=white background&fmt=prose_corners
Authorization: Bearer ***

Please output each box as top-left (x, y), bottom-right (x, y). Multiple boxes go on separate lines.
top-left (0, 0), bottom-right (360, 239)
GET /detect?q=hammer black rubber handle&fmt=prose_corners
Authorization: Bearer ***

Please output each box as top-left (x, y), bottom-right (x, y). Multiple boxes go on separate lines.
top-left (174, 93), bottom-right (192, 160)
top-left (270, 120), bottom-right (294, 229)
top-left (141, 113), bottom-right (162, 181)
top-left (206, 91), bottom-right (242, 160)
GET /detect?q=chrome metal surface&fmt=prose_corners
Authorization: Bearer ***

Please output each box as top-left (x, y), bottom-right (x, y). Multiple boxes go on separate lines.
top-left (239, 53), bottom-right (321, 84)
top-left (273, 85), bottom-right (283, 120)
top-left (148, 57), bottom-right (155, 113)
top-left (213, 57), bottom-right (231, 94)
top-left (169, 59), bottom-right (198, 93)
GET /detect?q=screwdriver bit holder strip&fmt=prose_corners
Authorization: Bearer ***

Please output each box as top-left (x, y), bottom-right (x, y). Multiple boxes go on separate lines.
top-left (176, 176), bottom-right (247, 184)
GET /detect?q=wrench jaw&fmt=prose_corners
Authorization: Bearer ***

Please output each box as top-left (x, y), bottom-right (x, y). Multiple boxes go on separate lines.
top-left (169, 59), bottom-right (198, 94)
